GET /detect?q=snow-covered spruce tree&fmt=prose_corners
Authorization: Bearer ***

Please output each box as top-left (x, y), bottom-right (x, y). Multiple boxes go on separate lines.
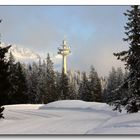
top-left (26, 62), bottom-right (40, 103)
top-left (8, 52), bottom-right (29, 104)
top-left (11, 62), bottom-right (28, 104)
top-left (67, 70), bottom-right (81, 99)
top-left (111, 5), bottom-right (140, 113)
top-left (37, 60), bottom-right (48, 103)
top-left (78, 72), bottom-right (90, 101)
top-left (57, 69), bottom-right (77, 100)
top-left (8, 52), bottom-right (17, 104)
top-left (60, 71), bottom-right (70, 100)
top-left (88, 66), bottom-right (102, 102)
top-left (68, 81), bottom-right (77, 100)
top-left (0, 45), bottom-right (11, 119)
top-left (116, 67), bottom-right (124, 86)
top-left (104, 67), bottom-right (117, 103)
top-left (67, 70), bottom-right (78, 99)
top-left (44, 53), bottom-right (57, 103)
top-left (104, 67), bottom-right (125, 103)
top-left (56, 71), bottom-right (62, 100)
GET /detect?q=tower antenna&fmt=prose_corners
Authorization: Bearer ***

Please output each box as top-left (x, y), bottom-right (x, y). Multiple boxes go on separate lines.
top-left (58, 39), bottom-right (71, 74)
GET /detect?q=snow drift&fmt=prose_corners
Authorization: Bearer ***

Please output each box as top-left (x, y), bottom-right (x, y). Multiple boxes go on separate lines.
top-left (40, 100), bottom-right (113, 113)
top-left (0, 100), bottom-right (140, 134)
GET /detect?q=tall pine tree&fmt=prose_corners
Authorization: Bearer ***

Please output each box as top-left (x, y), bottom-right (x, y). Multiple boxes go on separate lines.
top-left (8, 52), bottom-right (17, 104)
top-left (104, 67), bottom-right (125, 104)
top-left (112, 6), bottom-right (140, 113)
top-left (27, 62), bottom-right (41, 103)
top-left (44, 53), bottom-right (57, 103)
top-left (0, 45), bottom-right (11, 118)
top-left (89, 66), bottom-right (102, 102)
top-left (11, 62), bottom-right (28, 104)
top-left (105, 67), bottom-right (117, 103)
top-left (78, 72), bottom-right (90, 101)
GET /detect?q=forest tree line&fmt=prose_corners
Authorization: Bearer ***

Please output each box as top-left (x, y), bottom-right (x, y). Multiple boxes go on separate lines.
top-left (0, 5), bottom-right (140, 119)
top-left (0, 46), bottom-right (127, 106)
top-left (0, 43), bottom-right (128, 120)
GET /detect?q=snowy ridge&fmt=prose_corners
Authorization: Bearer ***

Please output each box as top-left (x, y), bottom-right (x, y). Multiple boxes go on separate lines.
top-left (0, 43), bottom-right (41, 62)
top-left (40, 100), bottom-right (112, 112)
top-left (0, 43), bottom-right (63, 65)
top-left (9, 45), bottom-right (40, 60)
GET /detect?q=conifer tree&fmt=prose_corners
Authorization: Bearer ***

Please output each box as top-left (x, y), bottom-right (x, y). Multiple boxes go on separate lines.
top-left (37, 60), bottom-right (47, 103)
top-left (11, 62), bottom-right (28, 104)
top-left (8, 52), bottom-right (17, 104)
top-left (44, 53), bottom-right (57, 103)
top-left (111, 6), bottom-right (140, 113)
top-left (89, 66), bottom-right (102, 102)
top-left (78, 72), bottom-right (90, 101)
top-left (69, 82), bottom-right (77, 100)
top-left (116, 67), bottom-right (124, 86)
top-left (60, 71), bottom-right (70, 100)
top-left (0, 45), bottom-right (11, 118)
top-left (105, 67), bottom-right (125, 104)
top-left (56, 71), bottom-right (62, 100)
top-left (27, 62), bottom-right (40, 103)
top-left (105, 67), bottom-right (117, 103)
top-left (57, 68), bottom-right (77, 100)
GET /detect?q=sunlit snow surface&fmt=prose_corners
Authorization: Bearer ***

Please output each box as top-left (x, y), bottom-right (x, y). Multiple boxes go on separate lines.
top-left (1, 100), bottom-right (140, 135)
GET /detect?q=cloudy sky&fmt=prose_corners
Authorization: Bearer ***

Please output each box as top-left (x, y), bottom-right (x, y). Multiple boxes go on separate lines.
top-left (0, 6), bottom-right (129, 76)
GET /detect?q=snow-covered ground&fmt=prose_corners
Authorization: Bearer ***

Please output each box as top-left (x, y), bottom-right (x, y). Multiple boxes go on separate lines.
top-left (0, 100), bottom-right (140, 135)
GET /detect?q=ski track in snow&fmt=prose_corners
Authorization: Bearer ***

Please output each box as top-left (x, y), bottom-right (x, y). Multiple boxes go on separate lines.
top-left (8, 109), bottom-right (61, 119)
top-left (0, 100), bottom-right (140, 135)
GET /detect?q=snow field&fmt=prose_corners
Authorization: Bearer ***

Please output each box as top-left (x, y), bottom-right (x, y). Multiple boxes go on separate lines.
top-left (0, 100), bottom-right (140, 134)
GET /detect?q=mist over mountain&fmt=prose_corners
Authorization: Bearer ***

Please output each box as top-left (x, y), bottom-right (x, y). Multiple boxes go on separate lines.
top-left (0, 43), bottom-right (40, 62)
top-left (10, 45), bottom-right (41, 61)
top-left (0, 42), bottom-right (62, 71)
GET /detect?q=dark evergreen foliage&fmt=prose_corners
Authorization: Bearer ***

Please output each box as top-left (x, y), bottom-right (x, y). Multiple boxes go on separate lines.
top-left (78, 72), bottom-right (90, 101)
top-left (88, 66), bottom-right (102, 102)
top-left (27, 62), bottom-right (41, 103)
top-left (68, 82), bottom-right (77, 100)
top-left (102, 67), bottom-right (127, 108)
top-left (111, 5), bottom-right (140, 113)
top-left (57, 68), bottom-right (77, 100)
top-left (56, 72), bottom-right (62, 100)
top-left (8, 53), bottom-right (28, 104)
top-left (0, 45), bottom-right (11, 118)
top-left (11, 62), bottom-right (28, 104)
top-left (60, 71), bottom-right (70, 100)
top-left (0, 106), bottom-right (4, 119)
top-left (44, 53), bottom-right (57, 103)
top-left (78, 67), bottom-right (102, 102)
